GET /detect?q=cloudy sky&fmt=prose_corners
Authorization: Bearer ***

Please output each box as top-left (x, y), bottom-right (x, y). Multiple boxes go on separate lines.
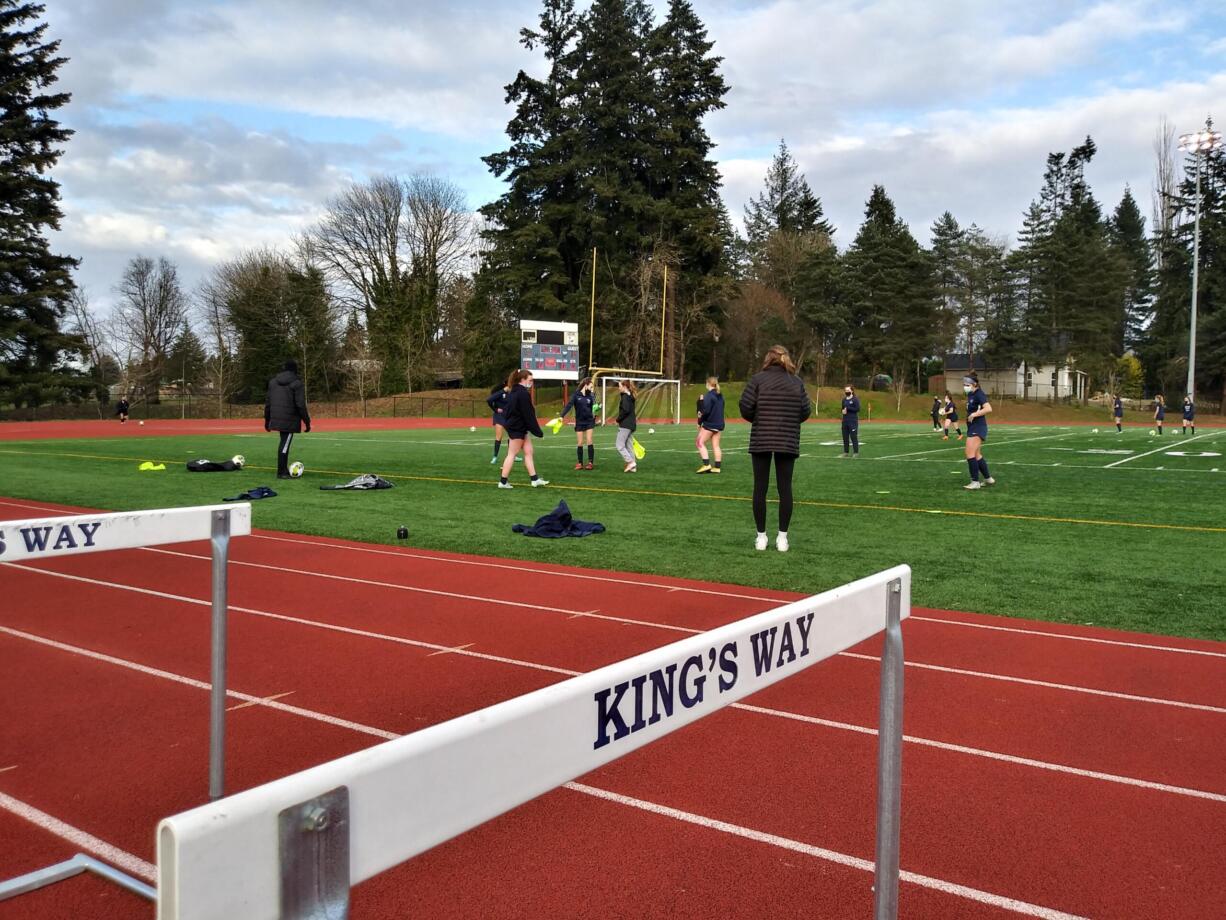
top-left (42, 0), bottom-right (1226, 309)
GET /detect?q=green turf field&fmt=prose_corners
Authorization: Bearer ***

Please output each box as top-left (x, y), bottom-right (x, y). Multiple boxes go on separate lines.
top-left (1, 421), bottom-right (1223, 640)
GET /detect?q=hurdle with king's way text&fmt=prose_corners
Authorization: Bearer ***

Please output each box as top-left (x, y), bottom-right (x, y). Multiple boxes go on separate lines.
top-left (158, 564), bottom-right (909, 920)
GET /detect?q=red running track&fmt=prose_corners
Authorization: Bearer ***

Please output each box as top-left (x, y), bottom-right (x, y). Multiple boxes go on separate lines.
top-left (1, 496), bottom-right (1223, 919)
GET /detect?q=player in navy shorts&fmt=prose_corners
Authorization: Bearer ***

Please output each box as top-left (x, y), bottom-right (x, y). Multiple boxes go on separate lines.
top-left (962, 372), bottom-right (994, 490)
top-left (1153, 394), bottom-right (1166, 435)
top-left (1182, 395), bottom-right (1195, 435)
top-left (561, 377), bottom-right (598, 469)
top-left (1112, 394), bottom-right (1123, 433)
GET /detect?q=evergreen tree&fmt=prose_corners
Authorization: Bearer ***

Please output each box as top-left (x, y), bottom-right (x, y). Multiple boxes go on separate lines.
top-left (167, 325), bottom-right (207, 393)
top-left (479, 0), bottom-right (730, 377)
top-left (929, 211), bottom-right (965, 355)
top-left (1143, 120), bottom-right (1225, 404)
top-left (841, 186), bottom-right (937, 386)
top-left (743, 139), bottom-right (832, 263)
top-left (0, 1), bottom-right (85, 407)
top-left (1107, 186), bottom-right (1153, 353)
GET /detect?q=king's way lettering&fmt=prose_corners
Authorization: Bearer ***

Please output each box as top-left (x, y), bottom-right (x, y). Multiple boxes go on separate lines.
top-left (0, 521), bottom-right (103, 557)
top-left (593, 612), bottom-right (816, 749)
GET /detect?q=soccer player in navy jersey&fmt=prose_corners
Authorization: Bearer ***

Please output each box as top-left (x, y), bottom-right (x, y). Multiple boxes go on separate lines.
top-left (1182, 395), bottom-right (1195, 435)
top-left (1153, 394), bottom-right (1166, 435)
top-left (962, 373), bottom-right (994, 490)
top-left (1113, 394), bottom-right (1123, 433)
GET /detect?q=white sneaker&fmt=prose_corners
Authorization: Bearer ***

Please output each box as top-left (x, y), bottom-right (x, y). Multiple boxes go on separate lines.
top-left (964, 481), bottom-right (982, 490)
top-left (754, 533), bottom-right (768, 551)
top-left (498, 482), bottom-right (513, 489)
top-left (984, 477), bottom-right (996, 485)
top-left (776, 533), bottom-right (789, 552)
top-left (531, 478), bottom-right (550, 487)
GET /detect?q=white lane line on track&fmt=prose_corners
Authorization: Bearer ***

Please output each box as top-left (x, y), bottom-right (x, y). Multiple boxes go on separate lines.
top-left (0, 790), bottom-right (157, 883)
top-left (249, 532), bottom-right (786, 603)
top-left (138, 551), bottom-right (1226, 707)
top-left (0, 623), bottom-right (400, 741)
top-left (731, 703), bottom-right (1226, 803)
top-left (5, 568), bottom-right (1225, 803)
top-left (838, 652), bottom-right (1226, 714)
top-left (1, 498), bottom-right (1220, 660)
top-left (567, 782), bottom-right (1088, 920)
top-left (143, 547), bottom-right (687, 634)
top-left (3, 563), bottom-right (577, 677)
top-left (911, 615), bottom-right (1226, 660)
top-left (12, 561), bottom-right (1223, 713)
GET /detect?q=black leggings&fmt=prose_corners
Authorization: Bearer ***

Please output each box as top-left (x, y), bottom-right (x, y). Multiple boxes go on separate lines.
top-left (751, 452), bottom-right (796, 533)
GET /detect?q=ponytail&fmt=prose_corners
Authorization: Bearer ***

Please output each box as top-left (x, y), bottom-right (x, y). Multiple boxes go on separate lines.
top-left (507, 369), bottom-right (531, 389)
top-left (706, 376), bottom-right (720, 394)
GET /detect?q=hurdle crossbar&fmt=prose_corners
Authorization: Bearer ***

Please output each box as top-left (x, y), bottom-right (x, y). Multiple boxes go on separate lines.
top-left (157, 565), bottom-right (909, 920)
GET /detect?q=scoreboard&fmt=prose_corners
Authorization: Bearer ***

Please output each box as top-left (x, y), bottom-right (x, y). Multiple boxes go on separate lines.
top-left (520, 320), bottom-right (580, 380)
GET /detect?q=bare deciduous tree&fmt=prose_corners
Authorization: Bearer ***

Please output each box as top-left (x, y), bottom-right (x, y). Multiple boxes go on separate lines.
top-left (1153, 115), bottom-right (1178, 269)
top-left (111, 256), bottom-right (187, 402)
top-left (196, 275), bottom-right (240, 416)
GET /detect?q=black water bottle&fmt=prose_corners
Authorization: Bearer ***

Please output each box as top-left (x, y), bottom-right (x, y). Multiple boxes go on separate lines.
top-left (396, 525), bottom-right (408, 540)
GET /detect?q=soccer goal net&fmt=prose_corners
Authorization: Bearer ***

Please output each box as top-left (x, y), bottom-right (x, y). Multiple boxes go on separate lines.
top-left (598, 376), bottom-right (681, 426)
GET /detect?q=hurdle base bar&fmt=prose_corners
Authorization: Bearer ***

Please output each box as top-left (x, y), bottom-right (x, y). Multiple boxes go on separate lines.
top-left (279, 786), bottom-right (350, 920)
top-left (0, 853), bottom-right (156, 903)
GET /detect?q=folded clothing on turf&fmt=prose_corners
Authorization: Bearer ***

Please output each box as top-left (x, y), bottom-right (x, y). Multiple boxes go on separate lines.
top-left (137, 461), bottom-right (166, 471)
top-left (318, 473), bottom-right (395, 491)
top-left (223, 486), bottom-right (277, 501)
top-left (186, 458), bottom-right (241, 472)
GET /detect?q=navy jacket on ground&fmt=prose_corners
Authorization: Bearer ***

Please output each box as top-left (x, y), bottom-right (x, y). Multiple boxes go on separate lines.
top-left (265, 370), bottom-right (311, 432)
top-left (501, 384), bottom-right (544, 438)
top-left (512, 500), bottom-right (605, 538)
top-left (698, 390), bottom-right (725, 430)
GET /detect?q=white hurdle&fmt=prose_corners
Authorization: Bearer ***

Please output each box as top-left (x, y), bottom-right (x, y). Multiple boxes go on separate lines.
top-left (0, 503), bottom-right (252, 801)
top-left (158, 565), bottom-right (910, 920)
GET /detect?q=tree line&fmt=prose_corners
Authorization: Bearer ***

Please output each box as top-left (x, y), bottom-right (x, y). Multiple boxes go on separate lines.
top-left (3, 0), bottom-right (1224, 413)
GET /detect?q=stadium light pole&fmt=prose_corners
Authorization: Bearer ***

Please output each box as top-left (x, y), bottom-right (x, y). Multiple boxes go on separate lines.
top-left (1177, 125), bottom-right (1223, 405)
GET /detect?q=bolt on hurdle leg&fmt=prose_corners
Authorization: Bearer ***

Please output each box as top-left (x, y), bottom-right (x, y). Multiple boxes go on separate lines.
top-left (873, 578), bottom-right (904, 920)
top-left (209, 509), bottom-right (231, 801)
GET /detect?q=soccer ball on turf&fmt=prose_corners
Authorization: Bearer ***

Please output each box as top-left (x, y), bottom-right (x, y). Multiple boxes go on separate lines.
top-left (1149, 429), bottom-right (1156, 436)
top-left (231, 454), bottom-right (245, 468)
top-left (648, 428), bottom-right (655, 434)
top-left (469, 426), bottom-right (476, 432)
top-left (1092, 428), bottom-right (1098, 434)
top-left (289, 461), bottom-right (305, 478)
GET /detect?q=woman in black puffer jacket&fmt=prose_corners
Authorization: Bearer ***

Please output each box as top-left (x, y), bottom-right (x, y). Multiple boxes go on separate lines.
top-left (264, 360), bottom-right (311, 479)
top-left (739, 345), bottom-right (811, 552)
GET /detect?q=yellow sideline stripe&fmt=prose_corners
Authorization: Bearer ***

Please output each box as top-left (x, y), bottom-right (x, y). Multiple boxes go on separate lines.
top-left (2, 447), bottom-right (1225, 535)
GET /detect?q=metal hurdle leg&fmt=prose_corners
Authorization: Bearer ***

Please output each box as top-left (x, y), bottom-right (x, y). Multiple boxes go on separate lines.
top-left (0, 854), bottom-right (155, 902)
top-left (873, 578), bottom-right (904, 920)
top-left (209, 509), bottom-right (232, 801)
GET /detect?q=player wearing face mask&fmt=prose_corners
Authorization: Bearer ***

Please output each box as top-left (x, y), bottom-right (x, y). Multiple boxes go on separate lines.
top-left (839, 385), bottom-right (861, 458)
top-left (962, 372), bottom-right (994, 490)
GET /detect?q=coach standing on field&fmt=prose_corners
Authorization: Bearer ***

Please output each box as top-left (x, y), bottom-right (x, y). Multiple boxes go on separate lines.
top-left (265, 359), bottom-right (311, 479)
top-left (739, 344), bottom-right (811, 552)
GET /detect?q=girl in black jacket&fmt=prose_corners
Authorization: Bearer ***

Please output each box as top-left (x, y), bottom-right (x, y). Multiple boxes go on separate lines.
top-left (614, 380), bottom-right (638, 472)
top-left (498, 370), bottom-right (549, 489)
top-left (264, 360), bottom-right (312, 479)
top-left (696, 377), bottom-right (725, 473)
top-left (739, 345), bottom-right (811, 552)
top-left (561, 376), bottom-right (598, 470)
